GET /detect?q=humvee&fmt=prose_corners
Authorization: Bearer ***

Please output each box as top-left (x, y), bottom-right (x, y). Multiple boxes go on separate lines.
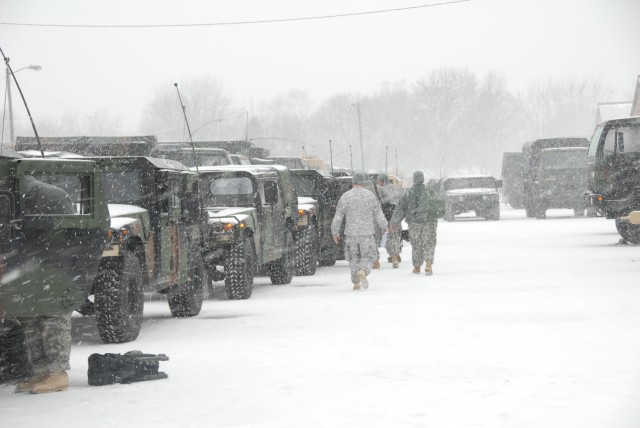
top-left (197, 165), bottom-right (297, 299)
top-left (586, 117), bottom-right (640, 243)
top-left (291, 169), bottom-right (341, 271)
top-left (0, 149), bottom-right (109, 379)
top-left (442, 176), bottom-right (501, 221)
top-left (86, 156), bottom-right (206, 343)
top-left (536, 147), bottom-right (589, 217)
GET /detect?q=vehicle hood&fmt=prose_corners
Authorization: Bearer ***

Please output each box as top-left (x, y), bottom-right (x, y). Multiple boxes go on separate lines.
top-left (298, 197), bottom-right (318, 211)
top-left (206, 206), bottom-right (254, 222)
top-left (445, 188), bottom-right (498, 196)
top-left (108, 204), bottom-right (148, 218)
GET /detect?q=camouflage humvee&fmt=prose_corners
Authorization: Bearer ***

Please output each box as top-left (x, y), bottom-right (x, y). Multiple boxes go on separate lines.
top-left (197, 165), bottom-right (297, 299)
top-left (291, 169), bottom-right (341, 271)
top-left (0, 147), bottom-right (109, 379)
top-left (85, 156), bottom-right (206, 343)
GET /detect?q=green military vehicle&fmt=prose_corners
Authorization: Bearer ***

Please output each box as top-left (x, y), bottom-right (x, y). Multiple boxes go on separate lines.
top-left (86, 156), bottom-right (206, 343)
top-left (586, 117), bottom-right (640, 243)
top-left (535, 147), bottom-right (589, 217)
top-left (0, 147), bottom-right (109, 379)
top-left (291, 169), bottom-right (341, 271)
top-left (151, 143), bottom-right (233, 167)
top-left (521, 138), bottom-right (590, 218)
top-left (443, 176), bottom-right (501, 221)
top-left (198, 165), bottom-right (297, 299)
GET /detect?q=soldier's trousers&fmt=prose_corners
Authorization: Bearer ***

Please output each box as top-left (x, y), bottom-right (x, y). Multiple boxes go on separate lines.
top-left (344, 235), bottom-right (378, 284)
top-left (408, 221), bottom-right (438, 267)
top-left (385, 227), bottom-right (402, 258)
top-left (20, 314), bottom-right (71, 375)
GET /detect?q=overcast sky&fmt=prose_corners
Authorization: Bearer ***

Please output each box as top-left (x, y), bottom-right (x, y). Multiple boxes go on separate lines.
top-left (2, 0), bottom-right (639, 135)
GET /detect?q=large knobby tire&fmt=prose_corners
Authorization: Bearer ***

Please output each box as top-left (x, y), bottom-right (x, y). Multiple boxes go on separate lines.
top-left (487, 203), bottom-right (500, 221)
top-left (444, 202), bottom-right (455, 222)
top-left (225, 236), bottom-right (255, 299)
top-left (615, 219), bottom-right (640, 244)
top-left (294, 226), bottom-right (318, 276)
top-left (269, 231), bottom-right (295, 285)
top-left (318, 243), bottom-right (338, 267)
top-left (94, 253), bottom-right (144, 344)
top-left (167, 264), bottom-right (205, 317)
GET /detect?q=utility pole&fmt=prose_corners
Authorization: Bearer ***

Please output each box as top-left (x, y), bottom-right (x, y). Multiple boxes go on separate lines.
top-left (6, 67), bottom-right (14, 146)
top-left (395, 148), bottom-right (398, 177)
top-left (354, 102), bottom-right (365, 171)
top-left (349, 145), bottom-right (353, 173)
top-left (385, 146), bottom-right (388, 173)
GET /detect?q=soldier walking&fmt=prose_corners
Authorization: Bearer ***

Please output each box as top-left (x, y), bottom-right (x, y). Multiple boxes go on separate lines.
top-left (331, 172), bottom-right (388, 290)
top-left (376, 174), bottom-right (405, 268)
top-left (390, 171), bottom-right (443, 275)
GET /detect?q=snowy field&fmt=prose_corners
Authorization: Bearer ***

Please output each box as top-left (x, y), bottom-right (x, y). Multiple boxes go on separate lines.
top-left (2, 207), bottom-right (640, 428)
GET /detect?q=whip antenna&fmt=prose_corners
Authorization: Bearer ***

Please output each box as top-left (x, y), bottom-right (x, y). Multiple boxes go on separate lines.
top-left (173, 82), bottom-right (198, 173)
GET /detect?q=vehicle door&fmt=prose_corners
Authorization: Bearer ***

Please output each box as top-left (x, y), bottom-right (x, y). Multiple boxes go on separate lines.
top-left (258, 179), bottom-right (286, 262)
top-left (156, 171), bottom-right (182, 287)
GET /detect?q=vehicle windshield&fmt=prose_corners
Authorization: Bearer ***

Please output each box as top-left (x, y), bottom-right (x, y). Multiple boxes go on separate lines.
top-left (540, 150), bottom-right (587, 169)
top-left (231, 156), bottom-right (251, 165)
top-left (444, 177), bottom-right (496, 190)
top-left (292, 176), bottom-right (318, 197)
top-left (602, 124), bottom-right (640, 157)
top-left (103, 170), bottom-right (143, 204)
top-left (205, 176), bottom-right (254, 207)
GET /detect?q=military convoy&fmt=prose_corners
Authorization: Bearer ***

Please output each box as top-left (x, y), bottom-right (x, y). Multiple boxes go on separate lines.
top-left (442, 176), bottom-right (501, 221)
top-left (586, 117), bottom-right (640, 243)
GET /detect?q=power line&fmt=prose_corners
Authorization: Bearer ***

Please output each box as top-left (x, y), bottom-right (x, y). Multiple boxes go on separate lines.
top-left (0, 0), bottom-right (472, 29)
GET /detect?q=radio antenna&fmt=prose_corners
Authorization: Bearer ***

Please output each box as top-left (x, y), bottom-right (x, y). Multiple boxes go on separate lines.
top-left (173, 83), bottom-right (198, 173)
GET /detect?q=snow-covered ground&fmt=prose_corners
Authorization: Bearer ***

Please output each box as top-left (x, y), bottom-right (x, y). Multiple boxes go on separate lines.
top-left (2, 207), bottom-right (640, 428)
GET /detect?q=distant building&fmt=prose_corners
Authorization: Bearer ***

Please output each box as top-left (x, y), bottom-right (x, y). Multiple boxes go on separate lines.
top-left (596, 102), bottom-right (633, 124)
top-left (631, 75), bottom-right (640, 117)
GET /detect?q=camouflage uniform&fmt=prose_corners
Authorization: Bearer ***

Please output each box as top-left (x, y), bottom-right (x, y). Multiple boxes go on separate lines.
top-left (390, 171), bottom-right (443, 271)
top-left (331, 182), bottom-right (388, 284)
top-left (19, 315), bottom-right (71, 376)
top-left (379, 181), bottom-right (405, 259)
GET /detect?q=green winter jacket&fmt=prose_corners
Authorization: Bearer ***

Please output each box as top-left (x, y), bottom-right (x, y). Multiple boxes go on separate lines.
top-left (390, 171), bottom-right (444, 224)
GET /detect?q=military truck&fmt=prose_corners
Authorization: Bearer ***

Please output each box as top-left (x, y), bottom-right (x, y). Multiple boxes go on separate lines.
top-left (197, 165), bottom-right (297, 299)
top-left (535, 147), bottom-right (589, 217)
top-left (501, 152), bottom-right (525, 209)
top-left (521, 138), bottom-right (589, 218)
top-left (152, 143), bottom-right (233, 167)
top-left (442, 176), bottom-right (501, 221)
top-left (267, 156), bottom-right (307, 170)
top-left (86, 156), bottom-right (206, 342)
top-left (291, 169), bottom-right (341, 271)
top-left (0, 148), bottom-right (109, 378)
top-left (586, 117), bottom-right (640, 243)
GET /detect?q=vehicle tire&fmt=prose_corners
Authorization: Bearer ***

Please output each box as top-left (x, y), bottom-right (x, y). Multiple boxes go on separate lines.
top-left (269, 231), bottom-right (294, 285)
top-left (167, 263), bottom-right (205, 317)
top-left (94, 252), bottom-right (144, 344)
top-left (444, 202), bottom-right (455, 222)
top-left (294, 226), bottom-right (318, 275)
top-left (225, 236), bottom-right (255, 300)
top-left (615, 219), bottom-right (640, 244)
top-left (318, 243), bottom-right (338, 267)
top-left (574, 208), bottom-right (585, 217)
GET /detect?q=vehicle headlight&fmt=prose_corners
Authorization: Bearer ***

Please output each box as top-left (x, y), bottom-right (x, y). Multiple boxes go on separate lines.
top-left (482, 195), bottom-right (488, 200)
top-left (458, 196), bottom-right (464, 202)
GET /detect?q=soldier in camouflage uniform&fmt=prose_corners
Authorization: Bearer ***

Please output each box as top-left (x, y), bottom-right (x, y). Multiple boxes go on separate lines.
top-left (13, 177), bottom-right (75, 394)
top-left (377, 174), bottom-right (404, 268)
top-left (331, 172), bottom-right (388, 290)
top-left (390, 171), bottom-right (443, 275)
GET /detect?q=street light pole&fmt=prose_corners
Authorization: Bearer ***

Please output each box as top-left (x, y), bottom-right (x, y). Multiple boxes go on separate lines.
top-left (5, 64), bottom-right (41, 146)
top-left (354, 102), bottom-right (365, 171)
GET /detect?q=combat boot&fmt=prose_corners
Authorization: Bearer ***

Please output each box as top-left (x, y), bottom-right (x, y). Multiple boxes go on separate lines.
top-left (356, 269), bottom-right (368, 289)
top-left (397, 255), bottom-right (401, 262)
top-left (29, 371), bottom-right (69, 394)
top-left (425, 261), bottom-right (433, 276)
top-left (391, 256), bottom-right (399, 269)
top-left (372, 260), bottom-right (380, 269)
top-left (353, 283), bottom-right (361, 290)
top-left (412, 266), bottom-right (420, 274)
top-left (15, 374), bottom-right (46, 393)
